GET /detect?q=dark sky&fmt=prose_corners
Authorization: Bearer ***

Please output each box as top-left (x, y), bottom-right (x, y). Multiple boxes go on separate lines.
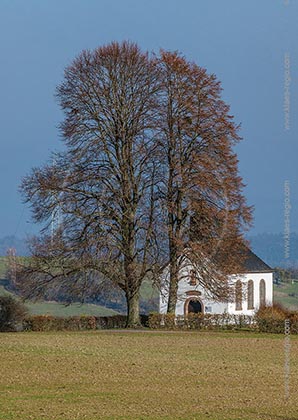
top-left (0, 0), bottom-right (297, 238)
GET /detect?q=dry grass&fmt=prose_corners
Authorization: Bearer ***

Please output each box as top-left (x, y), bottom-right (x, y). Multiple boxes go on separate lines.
top-left (0, 331), bottom-right (297, 420)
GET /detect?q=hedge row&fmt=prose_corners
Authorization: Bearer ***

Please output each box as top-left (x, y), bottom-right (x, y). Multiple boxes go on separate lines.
top-left (19, 311), bottom-right (298, 333)
top-left (2, 293), bottom-right (298, 333)
top-left (22, 314), bottom-right (149, 332)
top-left (148, 313), bottom-right (256, 331)
top-left (148, 308), bottom-right (298, 334)
top-left (23, 315), bottom-right (128, 331)
top-left (16, 313), bottom-right (298, 333)
top-left (255, 305), bottom-right (298, 334)
top-left (4, 313), bottom-right (298, 333)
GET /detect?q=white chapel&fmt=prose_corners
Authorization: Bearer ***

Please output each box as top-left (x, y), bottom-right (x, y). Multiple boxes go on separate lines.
top-left (159, 249), bottom-right (274, 317)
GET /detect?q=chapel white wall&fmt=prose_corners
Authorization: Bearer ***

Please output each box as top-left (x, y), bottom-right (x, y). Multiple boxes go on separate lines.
top-left (159, 266), bottom-right (273, 316)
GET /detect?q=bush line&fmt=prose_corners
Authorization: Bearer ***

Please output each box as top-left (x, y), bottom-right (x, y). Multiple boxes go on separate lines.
top-left (149, 304), bottom-right (298, 334)
top-left (1, 295), bottom-right (298, 333)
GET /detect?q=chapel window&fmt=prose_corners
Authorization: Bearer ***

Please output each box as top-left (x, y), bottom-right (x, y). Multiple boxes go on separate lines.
top-left (247, 280), bottom-right (254, 310)
top-left (259, 279), bottom-right (266, 307)
top-left (235, 280), bottom-right (243, 311)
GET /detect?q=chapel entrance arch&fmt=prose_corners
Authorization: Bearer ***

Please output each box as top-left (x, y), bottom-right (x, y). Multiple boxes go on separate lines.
top-left (184, 296), bottom-right (204, 316)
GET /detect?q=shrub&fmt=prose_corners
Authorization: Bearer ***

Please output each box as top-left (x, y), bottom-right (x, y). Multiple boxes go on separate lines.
top-left (289, 313), bottom-right (298, 334)
top-left (229, 314), bottom-right (255, 330)
top-left (26, 315), bottom-right (98, 331)
top-left (163, 313), bottom-right (177, 329)
top-left (148, 312), bottom-right (163, 329)
top-left (23, 314), bottom-right (128, 331)
top-left (77, 315), bottom-right (97, 330)
top-left (96, 315), bottom-right (127, 329)
top-left (255, 304), bottom-right (288, 333)
top-left (0, 296), bottom-right (28, 332)
top-left (148, 312), bottom-right (256, 331)
top-left (185, 313), bottom-right (205, 329)
top-left (23, 315), bottom-right (60, 332)
top-left (148, 313), bottom-right (178, 329)
top-left (140, 314), bottom-right (149, 327)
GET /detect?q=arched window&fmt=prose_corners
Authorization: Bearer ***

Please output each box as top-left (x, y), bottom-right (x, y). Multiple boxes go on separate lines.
top-left (247, 280), bottom-right (254, 310)
top-left (259, 279), bottom-right (266, 307)
top-left (235, 280), bottom-right (243, 311)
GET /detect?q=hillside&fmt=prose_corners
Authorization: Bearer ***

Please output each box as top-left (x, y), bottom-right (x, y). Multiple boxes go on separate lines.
top-left (0, 257), bottom-right (120, 316)
top-left (0, 256), bottom-right (159, 315)
top-left (0, 285), bottom-right (119, 317)
top-left (273, 281), bottom-right (298, 311)
top-left (248, 232), bottom-right (298, 268)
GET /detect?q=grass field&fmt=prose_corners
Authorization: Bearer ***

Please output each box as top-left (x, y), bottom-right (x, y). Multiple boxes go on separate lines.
top-left (0, 331), bottom-right (297, 420)
top-left (24, 301), bottom-right (119, 316)
top-left (274, 281), bottom-right (298, 310)
top-left (0, 256), bottom-right (120, 316)
top-left (0, 285), bottom-right (118, 317)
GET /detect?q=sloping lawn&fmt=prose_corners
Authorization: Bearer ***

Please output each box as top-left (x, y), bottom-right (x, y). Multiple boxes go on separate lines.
top-left (0, 285), bottom-right (118, 317)
top-left (0, 330), bottom-right (297, 420)
top-left (25, 301), bottom-right (118, 316)
top-left (274, 281), bottom-right (298, 310)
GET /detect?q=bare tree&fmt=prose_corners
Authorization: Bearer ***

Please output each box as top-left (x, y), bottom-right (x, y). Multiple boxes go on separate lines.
top-left (156, 51), bottom-right (252, 312)
top-left (20, 42), bottom-right (160, 327)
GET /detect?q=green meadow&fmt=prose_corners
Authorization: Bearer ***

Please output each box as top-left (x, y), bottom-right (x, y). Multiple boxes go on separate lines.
top-left (0, 257), bottom-right (119, 317)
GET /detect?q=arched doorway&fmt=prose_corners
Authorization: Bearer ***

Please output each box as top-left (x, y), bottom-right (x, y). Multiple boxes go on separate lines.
top-left (184, 297), bottom-right (204, 316)
top-left (188, 300), bottom-right (202, 313)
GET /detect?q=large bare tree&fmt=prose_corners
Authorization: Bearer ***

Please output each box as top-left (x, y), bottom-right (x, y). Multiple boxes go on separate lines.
top-left (20, 42), bottom-right (160, 327)
top-left (156, 51), bottom-right (252, 312)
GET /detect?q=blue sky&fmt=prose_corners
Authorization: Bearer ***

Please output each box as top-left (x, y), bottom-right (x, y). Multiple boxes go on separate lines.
top-left (0, 0), bottom-right (297, 238)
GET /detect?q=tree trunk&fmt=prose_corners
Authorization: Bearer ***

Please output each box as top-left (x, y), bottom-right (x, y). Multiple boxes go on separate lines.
top-left (126, 290), bottom-right (141, 328)
top-left (167, 258), bottom-right (179, 313)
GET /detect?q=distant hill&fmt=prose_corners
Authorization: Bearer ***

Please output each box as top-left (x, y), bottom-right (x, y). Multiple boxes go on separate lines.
top-left (248, 232), bottom-right (298, 268)
top-left (0, 284), bottom-right (120, 316)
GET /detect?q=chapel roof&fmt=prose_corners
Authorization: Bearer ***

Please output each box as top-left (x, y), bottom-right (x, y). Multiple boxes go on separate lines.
top-left (240, 248), bottom-right (273, 273)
